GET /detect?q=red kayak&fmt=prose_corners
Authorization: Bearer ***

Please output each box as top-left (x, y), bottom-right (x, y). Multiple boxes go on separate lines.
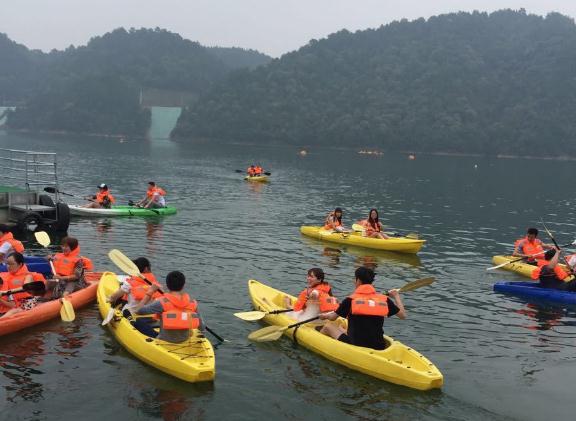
top-left (0, 272), bottom-right (102, 336)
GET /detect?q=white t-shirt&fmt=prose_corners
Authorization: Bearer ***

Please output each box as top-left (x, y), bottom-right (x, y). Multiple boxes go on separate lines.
top-left (116, 275), bottom-right (139, 310)
top-left (152, 192), bottom-right (166, 207)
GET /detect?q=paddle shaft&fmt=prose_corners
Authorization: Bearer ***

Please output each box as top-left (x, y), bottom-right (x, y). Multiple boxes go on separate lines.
top-left (540, 219), bottom-right (574, 274)
top-left (0, 281), bottom-right (45, 296)
top-left (44, 187), bottom-right (98, 204)
top-left (285, 316), bottom-right (320, 330)
top-left (128, 200), bottom-right (160, 215)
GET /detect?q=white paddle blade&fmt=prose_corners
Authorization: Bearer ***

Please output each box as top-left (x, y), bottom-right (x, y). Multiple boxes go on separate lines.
top-left (34, 231), bottom-right (51, 248)
top-left (108, 249), bottom-right (140, 277)
top-left (234, 311), bottom-right (267, 321)
top-left (101, 308), bottom-right (115, 326)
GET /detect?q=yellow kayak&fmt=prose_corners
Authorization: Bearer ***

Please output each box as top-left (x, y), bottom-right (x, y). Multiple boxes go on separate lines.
top-left (244, 175), bottom-right (269, 182)
top-left (248, 279), bottom-right (443, 391)
top-left (300, 226), bottom-right (425, 254)
top-left (97, 272), bottom-right (215, 383)
top-left (491, 255), bottom-right (569, 279)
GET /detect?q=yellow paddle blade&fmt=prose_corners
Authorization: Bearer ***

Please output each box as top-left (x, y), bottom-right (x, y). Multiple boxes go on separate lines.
top-left (60, 298), bottom-right (75, 322)
top-left (399, 277), bottom-right (435, 293)
top-left (34, 231), bottom-right (51, 248)
top-left (108, 249), bottom-right (140, 277)
top-left (248, 325), bottom-right (286, 342)
top-left (352, 223), bottom-right (365, 232)
top-left (234, 311), bottom-right (267, 321)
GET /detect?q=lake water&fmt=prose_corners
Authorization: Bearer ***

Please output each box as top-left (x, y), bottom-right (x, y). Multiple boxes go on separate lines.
top-left (0, 131), bottom-right (575, 420)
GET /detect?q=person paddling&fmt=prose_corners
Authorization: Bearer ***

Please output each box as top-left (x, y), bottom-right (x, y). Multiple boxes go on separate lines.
top-left (106, 257), bottom-right (162, 311)
top-left (0, 225), bottom-right (25, 263)
top-left (132, 271), bottom-right (203, 343)
top-left (0, 252), bottom-right (46, 318)
top-left (283, 268), bottom-right (338, 322)
top-left (535, 249), bottom-right (576, 291)
top-left (136, 181), bottom-right (167, 209)
top-left (512, 228), bottom-right (552, 265)
top-left (319, 267), bottom-right (406, 350)
top-left (324, 207), bottom-right (349, 232)
top-left (357, 209), bottom-right (390, 239)
top-left (46, 237), bottom-right (93, 298)
top-left (82, 184), bottom-right (116, 209)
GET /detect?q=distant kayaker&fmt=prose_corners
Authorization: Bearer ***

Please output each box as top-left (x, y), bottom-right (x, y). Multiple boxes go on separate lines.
top-left (357, 209), bottom-right (390, 239)
top-left (82, 184), bottom-right (116, 209)
top-left (0, 252), bottom-right (46, 318)
top-left (0, 225), bottom-right (25, 263)
top-left (283, 268), bottom-right (338, 322)
top-left (318, 266), bottom-right (406, 350)
top-left (132, 271), bottom-right (203, 343)
top-left (136, 182), bottom-right (166, 209)
top-left (46, 237), bottom-right (93, 298)
top-left (246, 165), bottom-right (264, 176)
top-left (106, 257), bottom-right (162, 311)
top-left (536, 248), bottom-right (576, 291)
top-left (324, 207), bottom-right (349, 232)
top-left (512, 228), bottom-right (552, 265)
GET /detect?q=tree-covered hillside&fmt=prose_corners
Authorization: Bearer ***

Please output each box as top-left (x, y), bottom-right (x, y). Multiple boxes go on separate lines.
top-left (173, 10), bottom-right (576, 157)
top-left (3, 28), bottom-right (270, 136)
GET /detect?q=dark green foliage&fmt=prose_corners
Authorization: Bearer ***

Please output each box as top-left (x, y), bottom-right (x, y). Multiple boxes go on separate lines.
top-left (3, 28), bottom-right (267, 136)
top-left (207, 47), bottom-right (272, 69)
top-left (173, 10), bottom-right (576, 157)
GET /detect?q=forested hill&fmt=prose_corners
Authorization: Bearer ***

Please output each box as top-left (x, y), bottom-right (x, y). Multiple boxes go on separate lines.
top-left (3, 28), bottom-right (271, 136)
top-left (208, 46), bottom-right (272, 69)
top-left (172, 10), bottom-right (576, 157)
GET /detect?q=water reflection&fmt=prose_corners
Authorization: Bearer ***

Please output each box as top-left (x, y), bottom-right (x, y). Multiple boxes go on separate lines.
top-left (514, 303), bottom-right (564, 331)
top-left (0, 336), bottom-right (46, 403)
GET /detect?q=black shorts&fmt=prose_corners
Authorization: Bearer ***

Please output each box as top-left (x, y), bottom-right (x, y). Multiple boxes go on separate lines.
top-left (337, 333), bottom-right (352, 344)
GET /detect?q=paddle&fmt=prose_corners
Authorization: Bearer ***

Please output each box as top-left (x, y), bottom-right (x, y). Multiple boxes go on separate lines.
top-left (34, 231), bottom-right (75, 322)
top-left (0, 280), bottom-right (46, 296)
top-left (248, 277), bottom-right (435, 342)
top-left (235, 170), bottom-right (272, 176)
top-left (127, 200), bottom-right (160, 215)
top-left (351, 224), bottom-right (420, 239)
top-left (234, 308), bottom-right (293, 321)
top-left (107, 249), bottom-right (226, 342)
top-left (540, 219), bottom-right (575, 275)
top-left (43, 186), bottom-right (98, 204)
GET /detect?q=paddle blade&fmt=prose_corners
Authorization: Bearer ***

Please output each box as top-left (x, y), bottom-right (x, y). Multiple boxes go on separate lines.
top-left (399, 277), bottom-right (435, 293)
top-left (405, 233), bottom-right (420, 239)
top-left (234, 310), bottom-right (267, 321)
top-left (60, 298), bottom-right (75, 322)
top-left (43, 187), bottom-right (57, 194)
top-left (248, 325), bottom-right (286, 342)
top-left (101, 308), bottom-right (116, 326)
top-left (23, 280), bottom-right (47, 296)
top-left (352, 223), bottom-right (365, 232)
top-left (34, 231), bottom-right (51, 248)
top-left (108, 249), bottom-right (140, 277)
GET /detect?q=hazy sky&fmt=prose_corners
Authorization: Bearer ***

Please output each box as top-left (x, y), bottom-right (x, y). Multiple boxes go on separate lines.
top-left (2, 1), bottom-right (575, 57)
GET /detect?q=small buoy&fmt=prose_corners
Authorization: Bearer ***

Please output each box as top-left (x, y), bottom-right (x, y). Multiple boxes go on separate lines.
top-left (299, 150), bottom-right (307, 156)
top-left (408, 154), bottom-right (415, 160)
top-left (474, 164), bottom-right (478, 169)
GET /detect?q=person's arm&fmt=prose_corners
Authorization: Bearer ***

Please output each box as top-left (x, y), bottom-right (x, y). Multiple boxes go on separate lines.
top-left (388, 289), bottom-right (406, 319)
top-left (512, 241), bottom-right (523, 257)
top-left (319, 298), bottom-right (350, 321)
top-left (135, 298), bottom-right (163, 315)
top-left (133, 285), bottom-right (160, 312)
top-left (547, 248), bottom-right (561, 269)
top-left (0, 295), bottom-right (16, 309)
top-left (54, 260), bottom-right (82, 282)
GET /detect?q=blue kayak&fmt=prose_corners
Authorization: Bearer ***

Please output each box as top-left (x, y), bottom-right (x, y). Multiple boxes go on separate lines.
top-left (493, 281), bottom-right (576, 305)
top-left (0, 256), bottom-right (52, 277)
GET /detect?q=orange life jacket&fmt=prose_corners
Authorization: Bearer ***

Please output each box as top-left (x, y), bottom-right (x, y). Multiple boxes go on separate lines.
top-left (515, 237), bottom-right (544, 261)
top-left (147, 187), bottom-right (166, 198)
top-left (293, 283), bottom-right (338, 312)
top-left (160, 293), bottom-right (200, 330)
top-left (531, 264), bottom-right (570, 281)
top-left (349, 284), bottom-right (389, 317)
top-left (124, 273), bottom-right (162, 301)
top-left (0, 264), bottom-right (45, 309)
top-left (0, 232), bottom-right (25, 254)
top-left (247, 167), bottom-right (256, 176)
top-left (254, 166), bottom-right (263, 175)
top-left (324, 217), bottom-right (342, 230)
top-left (95, 190), bottom-right (115, 205)
top-left (360, 219), bottom-right (380, 234)
top-left (52, 246), bottom-right (94, 276)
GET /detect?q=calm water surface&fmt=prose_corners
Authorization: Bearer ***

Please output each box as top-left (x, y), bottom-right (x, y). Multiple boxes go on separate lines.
top-left (0, 131), bottom-right (575, 420)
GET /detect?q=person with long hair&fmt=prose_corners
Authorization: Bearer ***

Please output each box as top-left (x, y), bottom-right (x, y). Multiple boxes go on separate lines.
top-left (324, 207), bottom-right (348, 232)
top-left (358, 209), bottom-right (389, 239)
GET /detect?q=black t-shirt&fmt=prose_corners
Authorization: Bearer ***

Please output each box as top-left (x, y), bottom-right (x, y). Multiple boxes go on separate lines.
top-left (335, 296), bottom-right (399, 350)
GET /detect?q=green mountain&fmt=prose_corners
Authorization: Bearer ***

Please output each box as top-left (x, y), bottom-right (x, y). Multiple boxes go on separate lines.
top-left (208, 46), bottom-right (272, 69)
top-left (172, 10), bottom-right (576, 157)
top-left (3, 28), bottom-right (271, 136)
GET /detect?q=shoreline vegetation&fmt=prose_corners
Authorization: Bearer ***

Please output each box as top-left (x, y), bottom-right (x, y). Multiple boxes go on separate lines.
top-left (3, 11), bottom-right (576, 157)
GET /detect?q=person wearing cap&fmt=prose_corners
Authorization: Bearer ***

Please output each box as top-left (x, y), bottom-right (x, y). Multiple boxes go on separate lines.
top-left (136, 182), bottom-right (167, 209)
top-left (82, 184), bottom-right (116, 209)
top-left (324, 207), bottom-right (349, 232)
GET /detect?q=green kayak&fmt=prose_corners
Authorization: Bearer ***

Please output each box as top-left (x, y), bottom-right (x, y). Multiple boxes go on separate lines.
top-left (69, 205), bottom-right (177, 216)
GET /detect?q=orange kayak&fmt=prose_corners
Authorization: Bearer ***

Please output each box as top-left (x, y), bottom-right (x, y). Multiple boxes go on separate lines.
top-left (0, 272), bottom-right (102, 337)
